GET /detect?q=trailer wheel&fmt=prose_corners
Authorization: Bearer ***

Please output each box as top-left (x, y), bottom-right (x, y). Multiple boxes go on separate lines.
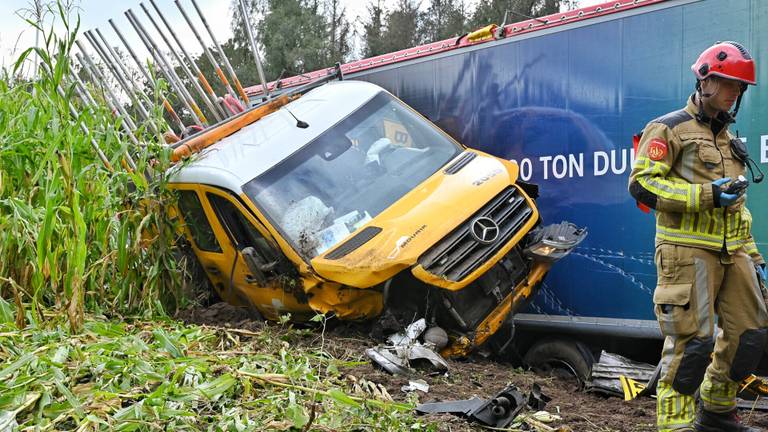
top-left (523, 338), bottom-right (595, 386)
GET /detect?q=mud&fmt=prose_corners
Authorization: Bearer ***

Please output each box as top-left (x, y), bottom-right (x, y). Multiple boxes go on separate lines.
top-left (176, 303), bottom-right (768, 431)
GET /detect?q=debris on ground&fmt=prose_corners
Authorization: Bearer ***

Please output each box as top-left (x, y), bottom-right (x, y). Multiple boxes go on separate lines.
top-left (402, 379), bottom-right (430, 394)
top-left (416, 385), bottom-right (527, 428)
top-left (586, 351), bottom-right (657, 397)
top-left (366, 318), bottom-right (450, 375)
top-left (173, 303), bottom-right (768, 431)
top-left (588, 350), bottom-right (768, 413)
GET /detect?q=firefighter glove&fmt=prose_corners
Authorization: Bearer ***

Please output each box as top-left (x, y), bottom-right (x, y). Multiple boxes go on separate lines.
top-left (712, 177), bottom-right (742, 207)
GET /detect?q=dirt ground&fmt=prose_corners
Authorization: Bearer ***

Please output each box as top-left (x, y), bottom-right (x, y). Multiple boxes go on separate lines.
top-left (177, 303), bottom-right (768, 431)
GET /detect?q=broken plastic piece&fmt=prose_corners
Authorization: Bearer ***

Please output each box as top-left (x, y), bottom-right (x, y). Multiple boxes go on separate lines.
top-left (527, 383), bottom-right (551, 411)
top-left (366, 344), bottom-right (449, 375)
top-left (388, 318), bottom-right (427, 345)
top-left (365, 347), bottom-right (410, 375)
top-left (367, 318), bottom-right (449, 375)
top-left (401, 379), bottom-right (430, 393)
top-left (415, 385), bottom-right (526, 428)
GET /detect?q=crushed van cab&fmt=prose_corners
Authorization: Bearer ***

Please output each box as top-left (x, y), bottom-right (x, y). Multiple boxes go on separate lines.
top-left (169, 79), bottom-right (585, 357)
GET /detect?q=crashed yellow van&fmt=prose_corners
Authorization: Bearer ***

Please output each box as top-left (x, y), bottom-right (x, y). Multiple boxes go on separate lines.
top-left (168, 79), bottom-right (585, 357)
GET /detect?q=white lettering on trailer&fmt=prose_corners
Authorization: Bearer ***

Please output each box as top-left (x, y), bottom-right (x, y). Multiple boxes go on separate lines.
top-left (539, 155), bottom-right (552, 179)
top-left (509, 158), bottom-right (533, 181)
top-left (761, 135), bottom-right (768, 164)
top-left (538, 154), bottom-right (584, 179)
top-left (594, 151), bottom-right (609, 176)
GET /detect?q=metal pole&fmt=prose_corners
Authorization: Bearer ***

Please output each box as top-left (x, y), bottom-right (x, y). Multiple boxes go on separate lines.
top-left (127, 8), bottom-right (207, 126)
top-left (69, 62), bottom-right (142, 148)
top-left (108, 18), bottom-right (186, 132)
top-left (76, 51), bottom-right (143, 143)
top-left (81, 32), bottom-right (157, 133)
top-left (90, 28), bottom-right (173, 140)
top-left (237, 0), bottom-right (269, 99)
top-left (139, 2), bottom-right (225, 121)
top-left (93, 27), bottom-right (158, 111)
top-left (125, 9), bottom-right (206, 127)
top-left (70, 62), bottom-right (148, 178)
top-left (148, 0), bottom-right (226, 117)
top-left (63, 86), bottom-right (117, 172)
top-left (44, 61), bottom-right (118, 172)
top-left (174, 0), bottom-right (239, 102)
top-left (190, 0), bottom-right (251, 105)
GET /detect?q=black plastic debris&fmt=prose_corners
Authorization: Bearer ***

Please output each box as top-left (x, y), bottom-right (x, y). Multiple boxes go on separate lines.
top-left (415, 385), bottom-right (526, 428)
top-left (527, 383), bottom-right (552, 411)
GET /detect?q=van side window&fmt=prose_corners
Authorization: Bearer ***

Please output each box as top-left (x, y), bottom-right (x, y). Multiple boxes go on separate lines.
top-left (177, 190), bottom-right (222, 253)
top-left (207, 193), bottom-right (279, 264)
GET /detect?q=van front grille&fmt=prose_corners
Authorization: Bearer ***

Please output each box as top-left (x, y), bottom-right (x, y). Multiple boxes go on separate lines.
top-left (417, 186), bottom-right (533, 282)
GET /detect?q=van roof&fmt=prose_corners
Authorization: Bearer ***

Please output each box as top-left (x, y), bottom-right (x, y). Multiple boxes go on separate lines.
top-left (168, 80), bottom-right (382, 194)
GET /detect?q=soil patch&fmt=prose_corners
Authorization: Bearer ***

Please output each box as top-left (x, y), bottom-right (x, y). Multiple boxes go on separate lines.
top-left (176, 303), bottom-right (768, 431)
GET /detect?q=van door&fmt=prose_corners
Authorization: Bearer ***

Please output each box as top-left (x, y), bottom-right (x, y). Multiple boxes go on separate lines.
top-left (201, 187), bottom-right (313, 321)
top-left (175, 188), bottom-right (232, 298)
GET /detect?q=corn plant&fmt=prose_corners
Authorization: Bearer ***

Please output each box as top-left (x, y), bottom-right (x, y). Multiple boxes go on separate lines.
top-left (0, 1), bottom-right (188, 331)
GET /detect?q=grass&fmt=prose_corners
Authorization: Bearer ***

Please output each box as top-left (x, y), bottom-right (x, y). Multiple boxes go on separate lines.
top-left (0, 307), bottom-right (430, 431)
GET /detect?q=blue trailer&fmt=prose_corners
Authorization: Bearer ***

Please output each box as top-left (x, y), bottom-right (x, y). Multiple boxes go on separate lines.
top-left (246, 0), bottom-right (768, 371)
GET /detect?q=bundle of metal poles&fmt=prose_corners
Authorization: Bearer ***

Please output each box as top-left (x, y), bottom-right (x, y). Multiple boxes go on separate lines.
top-left (66, 0), bottom-right (271, 173)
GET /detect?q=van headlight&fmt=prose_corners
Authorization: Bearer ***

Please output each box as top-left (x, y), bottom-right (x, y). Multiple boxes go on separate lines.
top-left (524, 222), bottom-right (587, 263)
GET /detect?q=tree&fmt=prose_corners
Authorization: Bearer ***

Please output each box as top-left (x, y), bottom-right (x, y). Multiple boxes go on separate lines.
top-left (380, 0), bottom-right (422, 52)
top-left (468, 0), bottom-right (578, 30)
top-left (420, 0), bottom-right (468, 43)
top-left (228, 0), bottom-right (352, 82)
top-left (325, 0), bottom-right (352, 64)
top-left (362, 0), bottom-right (387, 57)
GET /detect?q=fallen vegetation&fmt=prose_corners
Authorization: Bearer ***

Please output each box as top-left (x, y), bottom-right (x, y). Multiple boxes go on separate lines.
top-left (0, 302), bottom-right (429, 431)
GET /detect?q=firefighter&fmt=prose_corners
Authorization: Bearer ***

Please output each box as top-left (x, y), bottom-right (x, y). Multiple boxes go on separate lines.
top-left (628, 41), bottom-right (767, 432)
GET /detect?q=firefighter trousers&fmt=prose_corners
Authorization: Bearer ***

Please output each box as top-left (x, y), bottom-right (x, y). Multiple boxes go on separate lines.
top-left (653, 244), bottom-right (768, 431)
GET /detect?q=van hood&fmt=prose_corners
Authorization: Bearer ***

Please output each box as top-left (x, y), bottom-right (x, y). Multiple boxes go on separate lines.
top-left (310, 151), bottom-right (537, 289)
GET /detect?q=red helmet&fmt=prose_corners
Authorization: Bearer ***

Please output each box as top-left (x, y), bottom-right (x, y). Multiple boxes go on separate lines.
top-left (691, 41), bottom-right (756, 85)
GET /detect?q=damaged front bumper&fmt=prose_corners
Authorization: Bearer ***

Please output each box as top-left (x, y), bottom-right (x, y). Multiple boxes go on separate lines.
top-left (439, 222), bottom-right (587, 357)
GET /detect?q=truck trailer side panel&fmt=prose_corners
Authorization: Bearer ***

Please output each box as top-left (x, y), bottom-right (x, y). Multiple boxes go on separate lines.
top-left (349, 0), bottom-right (768, 330)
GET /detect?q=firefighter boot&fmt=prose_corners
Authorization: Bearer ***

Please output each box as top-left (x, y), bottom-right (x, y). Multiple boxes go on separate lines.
top-left (694, 407), bottom-right (759, 432)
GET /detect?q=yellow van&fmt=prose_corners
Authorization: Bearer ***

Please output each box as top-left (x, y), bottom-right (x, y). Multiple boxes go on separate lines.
top-left (169, 79), bottom-right (585, 357)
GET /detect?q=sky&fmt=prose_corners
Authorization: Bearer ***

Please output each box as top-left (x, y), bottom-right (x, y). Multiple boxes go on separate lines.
top-left (0, 0), bottom-right (605, 72)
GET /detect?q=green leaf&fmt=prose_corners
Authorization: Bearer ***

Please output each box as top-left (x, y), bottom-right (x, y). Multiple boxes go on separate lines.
top-left (196, 374), bottom-right (236, 401)
top-left (327, 388), bottom-right (361, 409)
top-left (0, 298), bottom-right (13, 325)
top-left (152, 328), bottom-right (183, 358)
top-left (285, 402), bottom-right (309, 428)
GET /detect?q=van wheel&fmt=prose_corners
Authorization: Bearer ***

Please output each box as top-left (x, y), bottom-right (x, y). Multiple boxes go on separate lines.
top-left (523, 338), bottom-right (595, 387)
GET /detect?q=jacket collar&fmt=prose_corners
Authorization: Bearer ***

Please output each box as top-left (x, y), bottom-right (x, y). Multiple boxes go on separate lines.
top-left (685, 93), bottom-right (733, 133)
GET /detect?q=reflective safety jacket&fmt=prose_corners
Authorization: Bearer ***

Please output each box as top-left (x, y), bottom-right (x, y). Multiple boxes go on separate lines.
top-left (628, 95), bottom-right (764, 265)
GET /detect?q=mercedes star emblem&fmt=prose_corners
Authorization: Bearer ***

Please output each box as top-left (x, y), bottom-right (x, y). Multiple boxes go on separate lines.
top-left (470, 217), bottom-right (500, 244)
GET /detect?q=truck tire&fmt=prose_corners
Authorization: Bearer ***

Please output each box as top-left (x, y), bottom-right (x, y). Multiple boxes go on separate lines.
top-left (523, 338), bottom-right (595, 386)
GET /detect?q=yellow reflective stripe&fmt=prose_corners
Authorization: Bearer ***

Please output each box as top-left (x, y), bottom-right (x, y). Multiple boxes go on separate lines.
top-left (657, 227), bottom-right (723, 246)
top-left (656, 382), bottom-right (695, 429)
top-left (636, 156), bottom-right (671, 171)
top-left (700, 376), bottom-right (738, 411)
top-left (634, 158), bottom-right (698, 209)
top-left (638, 177), bottom-right (689, 201)
top-left (745, 241), bottom-right (759, 255)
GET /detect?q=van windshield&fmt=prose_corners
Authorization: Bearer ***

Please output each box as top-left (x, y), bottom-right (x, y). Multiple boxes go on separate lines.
top-left (243, 91), bottom-right (461, 258)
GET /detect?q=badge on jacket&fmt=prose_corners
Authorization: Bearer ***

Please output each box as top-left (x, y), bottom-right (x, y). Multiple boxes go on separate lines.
top-left (648, 138), bottom-right (668, 161)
